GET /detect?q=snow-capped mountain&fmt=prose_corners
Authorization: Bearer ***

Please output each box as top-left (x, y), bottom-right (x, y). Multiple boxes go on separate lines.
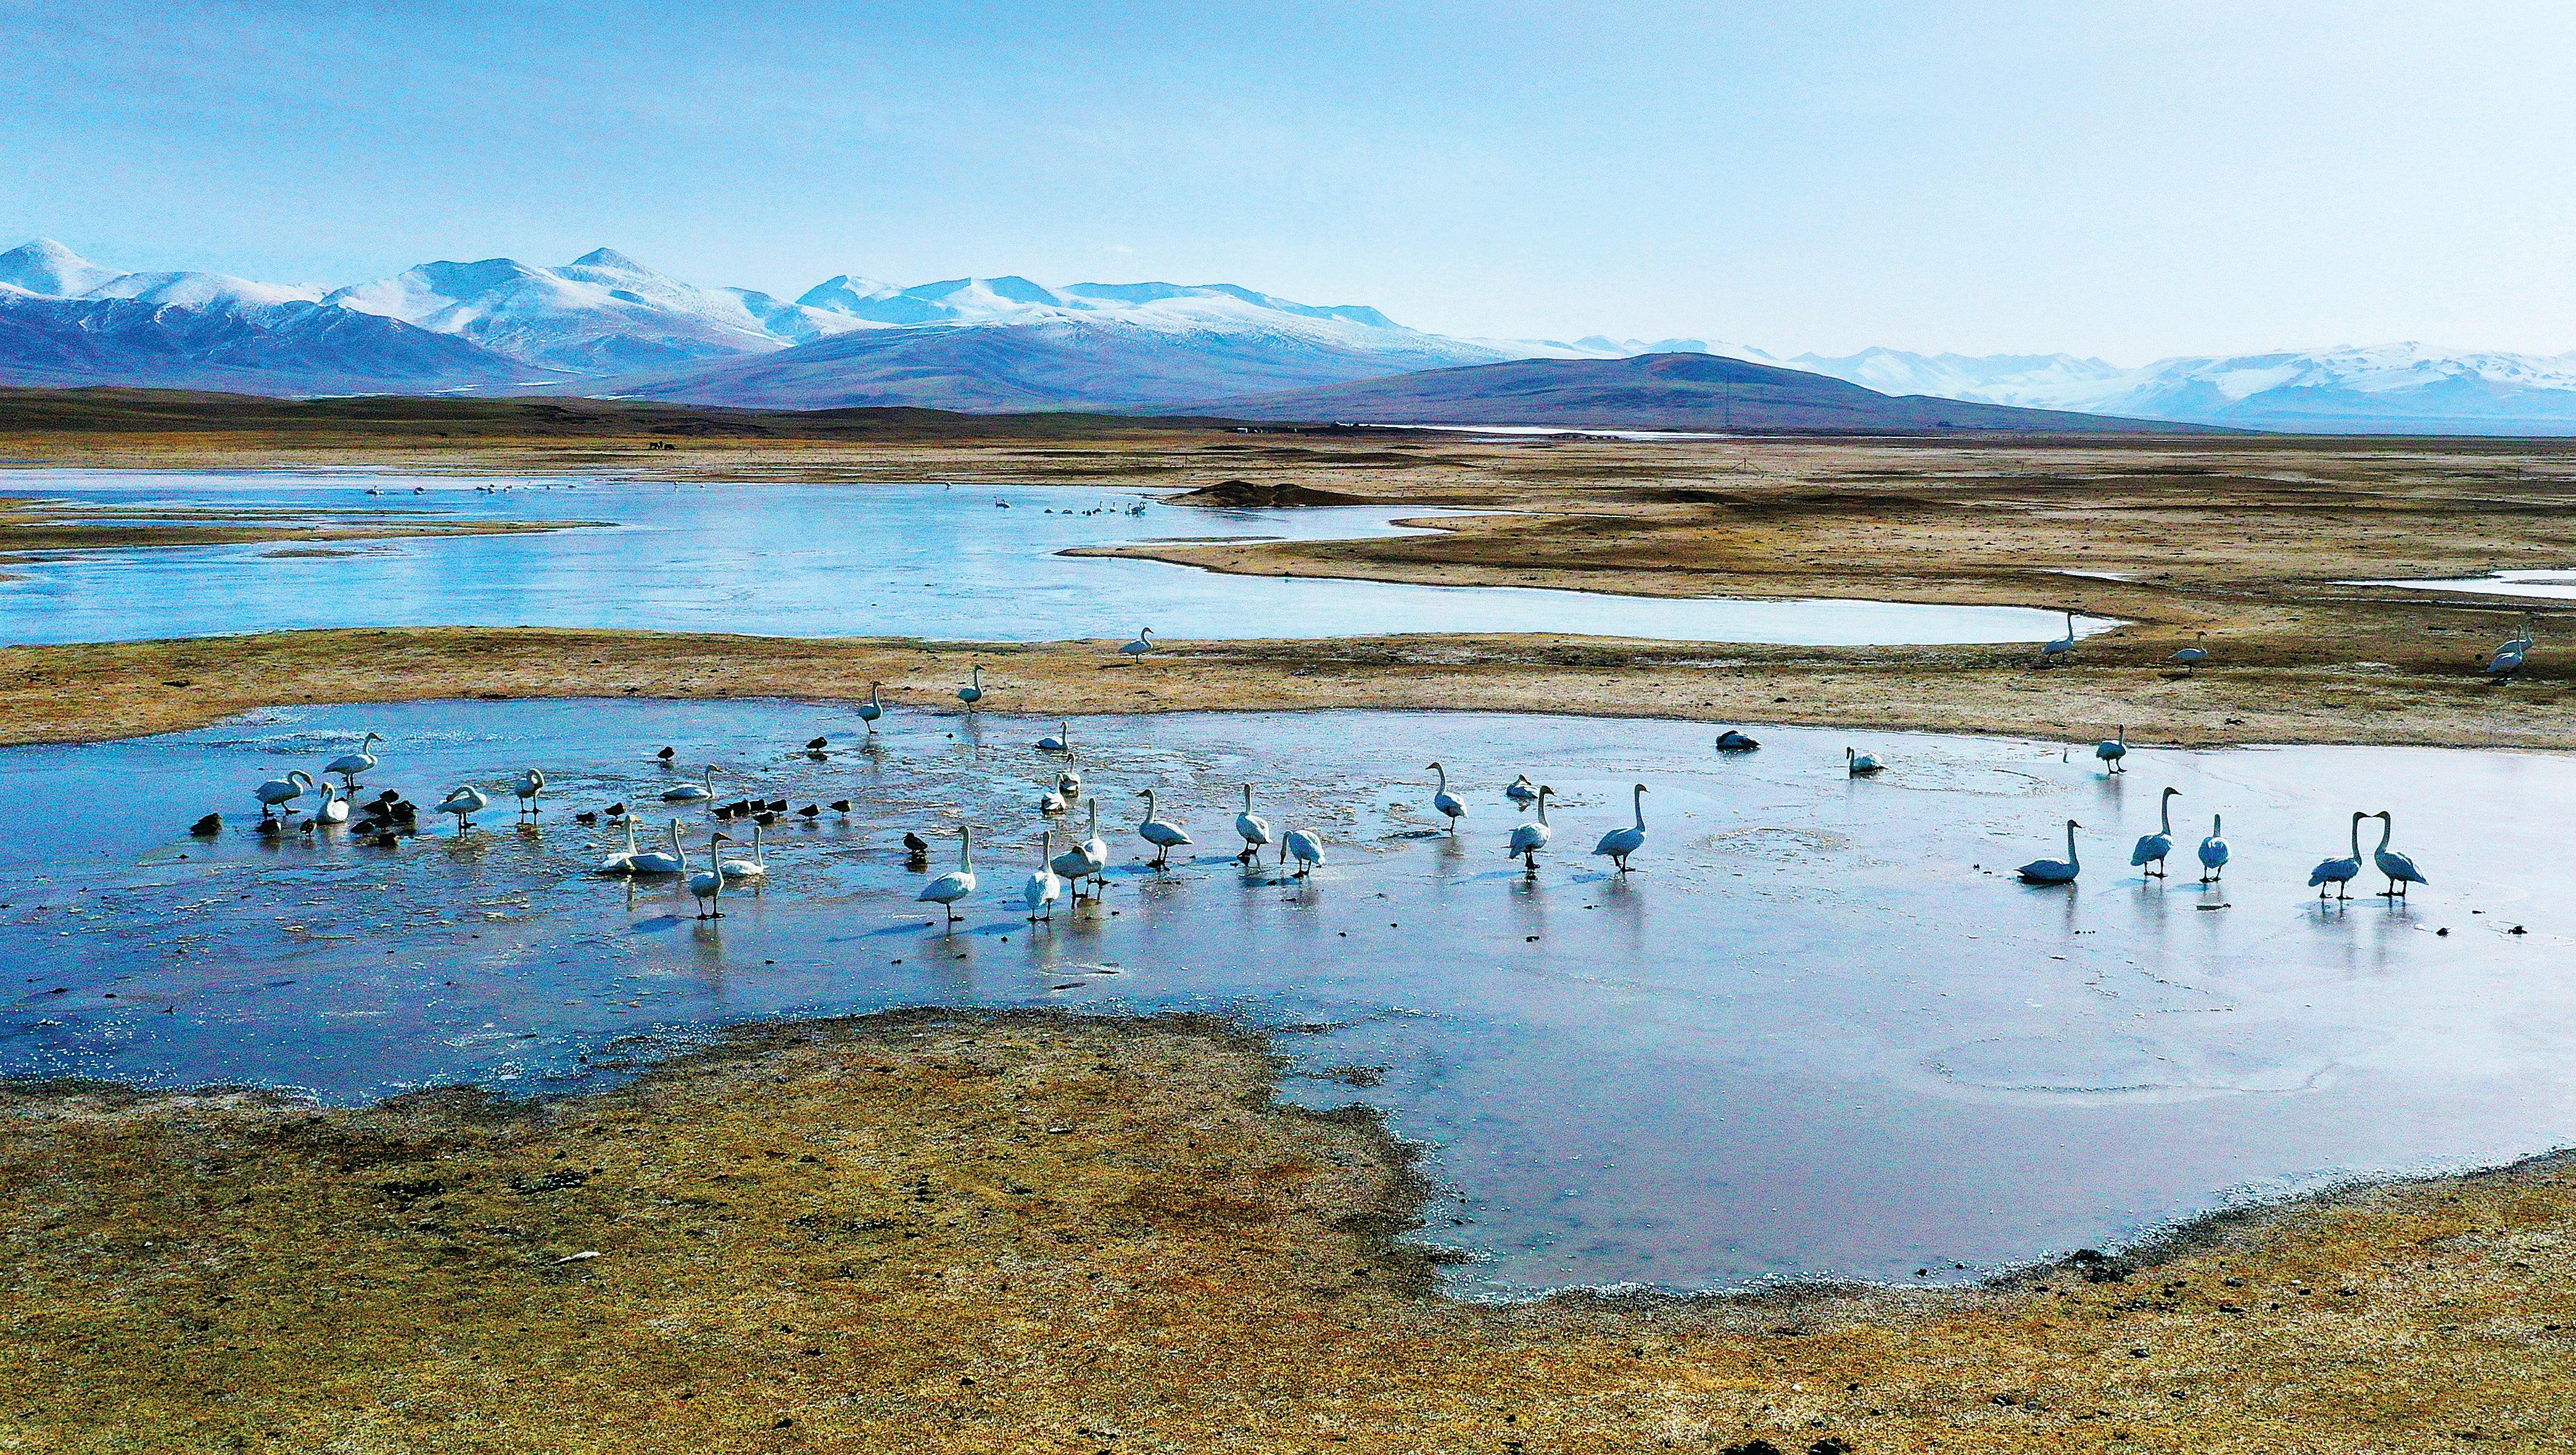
top-left (0, 238), bottom-right (325, 313)
top-left (1788, 344), bottom-right (2576, 433)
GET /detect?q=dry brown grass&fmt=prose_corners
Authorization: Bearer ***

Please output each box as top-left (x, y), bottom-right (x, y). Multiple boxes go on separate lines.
top-left (4, 1009), bottom-right (2572, 1453)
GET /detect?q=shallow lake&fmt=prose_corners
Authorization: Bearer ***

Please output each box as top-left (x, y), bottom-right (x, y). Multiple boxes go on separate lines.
top-left (3, 701), bottom-right (2565, 1298)
top-left (0, 470), bottom-right (2113, 647)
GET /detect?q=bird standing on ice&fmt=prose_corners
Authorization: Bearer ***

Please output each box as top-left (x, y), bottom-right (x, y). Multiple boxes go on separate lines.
top-left (1136, 790), bottom-right (1192, 868)
top-left (1234, 784), bottom-right (1272, 863)
top-left (2196, 813), bottom-right (2229, 884)
top-left (1427, 762), bottom-right (1466, 834)
top-left (1591, 784), bottom-right (1648, 872)
top-left (1508, 786), bottom-right (1554, 873)
top-left (2371, 811), bottom-right (2428, 898)
top-left (2130, 786), bottom-right (2179, 878)
top-left (919, 827), bottom-right (978, 924)
top-left (2095, 728), bottom-right (2129, 774)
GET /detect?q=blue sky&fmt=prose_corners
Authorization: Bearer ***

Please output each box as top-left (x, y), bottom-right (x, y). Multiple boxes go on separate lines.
top-left (6, 0), bottom-right (2573, 362)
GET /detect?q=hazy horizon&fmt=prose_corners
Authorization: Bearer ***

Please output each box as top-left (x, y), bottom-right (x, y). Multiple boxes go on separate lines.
top-left (9, 0), bottom-right (2573, 365)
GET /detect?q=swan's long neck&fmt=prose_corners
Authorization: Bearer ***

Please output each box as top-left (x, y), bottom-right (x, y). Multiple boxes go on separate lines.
top-left (1088, 800), bottom-right (1099, 834)
top-left (669, 821), bottom-right (682, 851)
top-left (752, 824), bottom-right (764, 864)
top-left (1038, 830), bottom-right (1050, 866)
top-left (960, 827), bottom-right (973, 871)
top-left (1242, 784), bottom-right (1253, 811)
top-left (869, 684), bottom-right (881, 708)
top-left (2066, 821), bottom-right (2079, 865)
top-left (626, 821), bottom-right (640, 854)
top-left (1537, 790), bottom-right (1551, 824)
top-left (2348, 815), bottom-right (2363, 858)
top-left (1433, 764), bottom-right (1448, 794)
top-left (1632, 786), bottom-right (1646, 830)
top-left (1141, 790), bottom-right (1157, 822)
top-left (2375, 815), bottom-right (2393, 853)
top-left (2211, 813), bottom-right (2223, 837)
top-left (2159, 791), bottom-right (2174, 835)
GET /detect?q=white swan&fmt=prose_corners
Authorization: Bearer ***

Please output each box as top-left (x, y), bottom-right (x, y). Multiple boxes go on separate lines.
top-left (1846, 747), bottom-right (1885, 776)
top-left (323, 732), bottom-right (384, 788)
top-left (1714, 730), bottom-right (1760, 753)
top-left (1234, 784), bottom-right (1272, 862)
top-left (2129, 786), bottom-right (2179, 878)
top-left (512, 768), bottom-right (546, 818)
top-left (1038, 719), bottom-right (1071, 752)
top-left (1427, 761), bottom-right (1466, 833)
top-left (663, 765), bottom-right (716, 802)
top-left (688, 833), bottom-right (733, 919)
top-left (1507, 786), bottom-right (1553, 871)
top-left (2172, 633), bottom-right (2208, 670)
top-left (957, 665), bottom-right (985, 710)
top-left (857, 681), bottom-right (886, 732)
top-left (630, 820), bottom-right (688, 876)
top-left (2308, 811), bottom-right (2365, 900)
top-left (1137, 789), bottom-right (1193, 868)
top-left (1053, 800), bottom-right (1108, 897)
top-left (315, 782), bottom-right (350, 825)
top-left (1121, 627), bottom-right (1155, 657)
top-left (2372, 811), bottom-right (2428, 898)
top-left (2094, 726), bottom-right (2128, 774)
top-left (2041, 610), bottom-right (2078, 663)
top-left (1281, 828), bottom-right (1325, 877)
top-left (1039, 788), bottom-right (1068, 815)
top-left (720, 823), bottom-right (767, 880)
top-left (1056, 768), bottom-right (1082, 799)
top-left (1591, 784), bottom-right (1648, 872)
top-left (597, 819), bottom-right (644, 874)
top-left (2018, 819), bottom-right (2081, 884)
top-left (1024, 830), bottom-right (1065, 922)
top-left (919, 827), bottom-right (978, 924)
top-left (436, 785), bottom-right (490, 833)
top-left (2197, 813), bottom-right (2229, 884)
top-left (1505, 774), bottom-right (1538, 806)
top-left (254, 769), bottom-right (314, 819)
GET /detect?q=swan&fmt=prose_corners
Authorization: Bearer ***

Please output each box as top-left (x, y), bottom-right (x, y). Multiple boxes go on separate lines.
top-left (2197, 814), bottom-right (2229, 884)
top-left (1121, 627), bottom-right (1155, 657)
top-left (315, 782), bottom-right (350, 825)
top-left (720, 823), bottom-right (767, 880)
top-left (1056, 768), bottom-right (1082, 800)
top-left (2308, 811), bottom-right (2366, 900)
top-left (1281, 828), bottom-right (1325, 877)
top-left (1137, 789), bottom-right (1193, 867)
top-left (323, 732), bottom-right (384, 788)
top-left (512, 768), bottom-right (545, 818)
top-left (1428, 761), bottom-right (1466, 834)
top-left (597, 819), bottom-right (645, 874)
top-left (2017, 819), bottom-right (2082, 884)
top-left (1507, 786), bottom-right (1553, 871)
top-left (2372, 811), bottom-right (2428, 898)
top-left (663, 765), bottom-right (716, 802)
top-left (436, 785), bottom-right (490, 833)
top-left (1039, 788), bottom-right (1068, 815)
top-left (2095, 726), bottom-right (2128, 774)
top-left (2172, 633), bottom-right (2208, 670)
top-left (1505, 774), bottom-right (1538, 806)
top-left (1592, 784), bottom-right (1648, 872)
top-left (1053, 800), bottom-right (1107, 896)
top-left (1846, 747), bottom-right (1885, 776)
top-left (857, 682), bottom-right (886, 732)
top-left (1234, 784), bottom-right (1272, 862)
top-left (2129, 786), bottom-right (2180, 878)
top-left (688, 833), bottom-right (733, 919)
top-left (254, 769), bottom-right (314, 819)
top-left (2040, 610), bottom-right (2078, 663)
top-left (1714, 730), bottom-right (1760, 753)
top-left (1024, 831), bottom-right (1065, 922)
top-left (1038, 720), bottom-right (1071, 752)
top-left (919, 827), bottom-right (978, 923)
top-left (957, 665), bottom-right (985, 710)
top-left (2486, 644), bottom-right (2527, 679)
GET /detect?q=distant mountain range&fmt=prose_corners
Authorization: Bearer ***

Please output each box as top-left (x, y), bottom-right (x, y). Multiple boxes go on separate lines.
top-left (7, 237), bottom-right (2576, 432)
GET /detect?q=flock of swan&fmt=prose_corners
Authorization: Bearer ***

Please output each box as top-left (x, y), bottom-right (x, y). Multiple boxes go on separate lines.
top-left (204, 676), bottom-right (2438, 927)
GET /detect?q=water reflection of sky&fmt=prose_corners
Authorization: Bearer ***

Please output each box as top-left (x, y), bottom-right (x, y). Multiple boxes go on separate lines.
top-left (4, 700), bottom-right (2564, 1297)
top-left (0, 470), bottom-right (2116, 647)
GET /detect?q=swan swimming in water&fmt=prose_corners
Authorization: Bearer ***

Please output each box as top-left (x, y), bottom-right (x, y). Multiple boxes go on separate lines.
top-left (2308, 811), bottom-right (2366, 900)
top-left (2197, 813), bottom-right (2229, 884)
top-left (314, 782), bottom-right (349, 825)
top-left (2018, 819), bottom-right (2081, 884)
top-left (720, 823), bottom-right (767, 880)
top-left (1592, 784), bottom-right (1648, 872)
top-left (2130, 786), bottom-right (2180, 878)
top-left (663, 766), bottom-right (716, 802)
top-left (1037, 720), bottom-right (1071, 752)
top-left (1428, 761), bottom-right (1466, 833)
top-left (597, 819), bottom-right (645, 874)
top-left (1507, 786), bottom-right (1553, 872)
top-left (2371, 810), bottom-right (2428, 898)
top-left (1136, 789), bottom-right (1192, 867)
top-left (1846, 747), bottom-right (1885, 776)
top-left (1714, 730), bottom-right (1760, 753)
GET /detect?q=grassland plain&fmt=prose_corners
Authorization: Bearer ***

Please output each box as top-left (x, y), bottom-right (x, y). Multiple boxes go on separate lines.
top-left (7, 397), bottom-right (2576, 1449)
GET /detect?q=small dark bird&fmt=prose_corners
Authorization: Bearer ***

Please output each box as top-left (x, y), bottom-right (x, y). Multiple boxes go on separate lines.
top-left (390, 801), bottom-right (417, 824)
top-left (903, 831), bottom-right (931, 856)
top-left (721, 799), bottom-right (753, 818)
top-left (753, 810), bottom-right (778, 826)
top-left (604, 802), bottom-right (626, 818)
top-left (796, 803), bottom-right (821, 820)
top-left (256, 818), bottom-right (283, 838)
top-left (371, 830), bottom-right (400, 848)
top-left (375, 789), bottom-right (401, 804)
top-left (714, 804), bottom-right (738, 821)
top-left (766, 798), bottom-right (788, 813)
top-left (574, 810), bottom-right (598, 824)
top-left (828, 799), bottom-right (851, 814)
top-left (807, 736), bottom-right (829, 750)
top-left (189, 813), bottom-right (221, 836)
top-left (656, 746), bottom-right (677, 761)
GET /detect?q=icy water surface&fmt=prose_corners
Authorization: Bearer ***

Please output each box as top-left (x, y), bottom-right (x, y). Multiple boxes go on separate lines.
top-left (0, 470), bottom-right (2114, 647)
top-left (2357, 568), bottom-right (2576, 603)
top-left (5, 702), bottom-right (2567, 1296)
